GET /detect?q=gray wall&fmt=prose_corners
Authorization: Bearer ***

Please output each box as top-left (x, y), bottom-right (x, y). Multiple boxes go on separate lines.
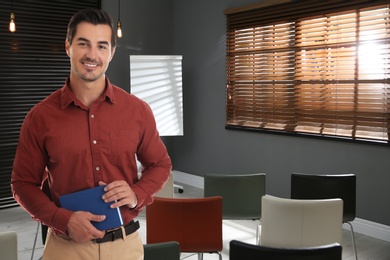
top-left (102, 0), bottom-right (175, 92)
top-left (102, 0), bottom-right (390, 226)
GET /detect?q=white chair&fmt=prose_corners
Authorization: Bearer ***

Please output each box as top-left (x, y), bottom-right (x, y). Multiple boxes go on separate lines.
top-left (259, 195), bottom-right (343, 248)
top-left (0, 231), bottom-right (18, 260)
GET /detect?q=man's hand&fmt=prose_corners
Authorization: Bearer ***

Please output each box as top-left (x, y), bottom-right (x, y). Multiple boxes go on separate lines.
top-left (99, 180), bottom-right (138, 209)
top-left (67, 211), bottom-right (106, 243)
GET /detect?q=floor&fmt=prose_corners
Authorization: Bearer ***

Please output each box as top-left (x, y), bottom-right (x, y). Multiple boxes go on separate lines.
top-left (1, 182), bottom-right (390, 260)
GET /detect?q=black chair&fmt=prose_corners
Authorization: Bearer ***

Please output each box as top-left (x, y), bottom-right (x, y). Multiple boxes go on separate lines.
top-left (229, 240), bottom-right (342, 260)
top-left (291, 173), bottom-right (357, 260)
top-left (143, 241), bottom-right (180, 260)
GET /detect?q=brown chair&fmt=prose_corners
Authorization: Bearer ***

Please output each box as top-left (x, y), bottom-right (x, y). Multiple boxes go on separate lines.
top-left (146, 196), bottom-right (223, 260)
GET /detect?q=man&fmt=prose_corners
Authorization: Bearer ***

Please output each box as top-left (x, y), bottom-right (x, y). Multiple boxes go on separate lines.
top-left (11, 9), bottom-right (172, 259)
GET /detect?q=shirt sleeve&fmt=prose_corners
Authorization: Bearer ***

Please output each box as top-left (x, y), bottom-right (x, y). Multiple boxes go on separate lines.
top-left (10, 109), bottom-right (72, 235)
top-left (130, 101), bottom-right (172, 210)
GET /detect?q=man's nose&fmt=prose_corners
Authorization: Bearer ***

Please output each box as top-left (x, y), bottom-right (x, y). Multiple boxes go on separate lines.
top-left (86, 46), bottom-right (99, 60)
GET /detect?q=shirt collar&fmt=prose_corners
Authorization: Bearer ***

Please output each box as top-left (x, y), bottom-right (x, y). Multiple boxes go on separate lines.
top-left (60, 77), bottom-right (116, 109)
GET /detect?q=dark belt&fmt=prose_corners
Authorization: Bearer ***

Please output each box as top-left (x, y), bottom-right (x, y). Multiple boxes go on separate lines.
top-left (94, 220), bottom-right (140, 244)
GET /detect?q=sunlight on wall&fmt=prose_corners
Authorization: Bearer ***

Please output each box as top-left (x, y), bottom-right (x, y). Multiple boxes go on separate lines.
top-left (130, 55), bottom-right (183, 136)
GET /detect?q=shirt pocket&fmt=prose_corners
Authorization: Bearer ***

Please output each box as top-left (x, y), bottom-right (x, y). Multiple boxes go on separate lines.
top-left (109, 129), bottom-right (139, 166)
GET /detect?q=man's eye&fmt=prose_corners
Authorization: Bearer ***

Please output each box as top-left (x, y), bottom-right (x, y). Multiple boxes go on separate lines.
top-left (99, 45), bottom-right (108, 50)
top-left (78, 42), bottom-right (87, 47)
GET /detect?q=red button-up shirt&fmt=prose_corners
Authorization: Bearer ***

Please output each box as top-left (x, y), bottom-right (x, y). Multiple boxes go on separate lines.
top-left (11, 77), bottom-right (172, 235)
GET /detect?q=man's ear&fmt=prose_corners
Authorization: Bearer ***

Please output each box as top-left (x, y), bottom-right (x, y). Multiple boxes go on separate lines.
top-left (109, 46), bottom-right (116, 62)
top-left (65, 40), bottom-right (70, 57)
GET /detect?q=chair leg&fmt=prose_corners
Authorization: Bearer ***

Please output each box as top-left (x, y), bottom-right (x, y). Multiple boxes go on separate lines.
top-left (256, 219), bottom-right (262, 245)
top-left (195, 252), bottom-right (221, 260)
top-left (181, 252), bottom-right (220, 260)
top-left (255, 219), bottom-right (260, 245)
top-left (31, 222), bottom-right (40, 260)
top-left (346, 221), bottom-right (358, 260)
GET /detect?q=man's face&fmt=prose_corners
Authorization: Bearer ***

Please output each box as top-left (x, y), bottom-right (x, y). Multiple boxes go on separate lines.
top-left (65, 22), bottom-right (115, 82)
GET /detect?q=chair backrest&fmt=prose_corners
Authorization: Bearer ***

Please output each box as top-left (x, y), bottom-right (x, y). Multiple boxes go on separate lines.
top-left (146, 196), bottom-right (223, 253)
top-left (143, 241), bottom-right (180, 260)
top-left (203, 173), bottom-right (266, 219)
top-left (260, 195), bottom-right (343, 248)
top-left (291, 173), bottom-right (356, 222)
top-left (0, 231), bottom-right (18, 260)
top-left (230, 240), bottom-right (342, 260)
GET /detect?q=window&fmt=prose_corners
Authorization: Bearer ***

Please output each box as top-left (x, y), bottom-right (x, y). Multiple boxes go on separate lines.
top-left (225, 0), bottom-right (390, 144)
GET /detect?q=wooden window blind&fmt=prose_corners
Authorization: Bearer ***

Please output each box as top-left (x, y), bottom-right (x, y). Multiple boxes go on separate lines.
top-left (225, 0), bottom-right (390, 145)
top-left (0, 0), bottom-right (100, 209)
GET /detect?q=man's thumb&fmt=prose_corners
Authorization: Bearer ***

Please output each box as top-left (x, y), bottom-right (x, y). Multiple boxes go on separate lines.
top-left (91, 214), bottom-right (106, 222)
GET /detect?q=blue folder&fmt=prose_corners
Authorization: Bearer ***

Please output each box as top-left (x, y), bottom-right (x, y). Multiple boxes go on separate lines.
top-left (59, 185), bottom-right (123, 231)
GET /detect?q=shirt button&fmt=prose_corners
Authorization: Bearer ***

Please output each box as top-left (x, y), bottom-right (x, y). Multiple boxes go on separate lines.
top-left (91, 114), bottom-right (95, 118)
top-left (93, 140), bottom-right (97, 145)
top-left (96, 167), bottom-right (100, 171)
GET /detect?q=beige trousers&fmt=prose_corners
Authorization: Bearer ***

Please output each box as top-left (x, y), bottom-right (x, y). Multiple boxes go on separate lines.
top-left (42, 227), bottom-right (144, 260)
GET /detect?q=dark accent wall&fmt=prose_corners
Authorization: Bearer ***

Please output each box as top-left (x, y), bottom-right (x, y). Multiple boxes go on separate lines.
top-left (0, 0), bottom-right (100, 208)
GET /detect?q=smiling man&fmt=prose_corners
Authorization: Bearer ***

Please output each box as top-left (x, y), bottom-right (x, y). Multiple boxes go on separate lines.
top-left (11, 9), bottom-right (172, 260)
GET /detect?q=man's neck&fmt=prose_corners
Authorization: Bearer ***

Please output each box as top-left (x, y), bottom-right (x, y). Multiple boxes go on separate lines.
top-left (69, 75), bottom-right (106, 108)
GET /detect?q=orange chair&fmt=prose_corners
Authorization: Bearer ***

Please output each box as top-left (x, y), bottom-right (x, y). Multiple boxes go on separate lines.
top-left (146, 196), bottom-right (223, 260)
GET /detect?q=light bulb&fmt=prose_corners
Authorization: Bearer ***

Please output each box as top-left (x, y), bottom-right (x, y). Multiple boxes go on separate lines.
top-left (117, 21), bottom-right (122, 38)
top-left (9, 12), bottom-right (16, 33)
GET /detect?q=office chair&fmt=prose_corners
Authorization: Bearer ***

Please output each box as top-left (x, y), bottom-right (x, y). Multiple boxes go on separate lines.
top-left (260, 195), bottom-right (343, 248)
top-left (143, 241), bottom-right (180, 260)
top-left (291, 172), bottom-right (357, 260)
top-left (146, 196), bottom-right (223, 260)
top-left (230, 240), bottom-right (342, 260)
top-left (0, 231), bottom-right (18, 260)
top-left (203, 173), bottom-right (266, 244)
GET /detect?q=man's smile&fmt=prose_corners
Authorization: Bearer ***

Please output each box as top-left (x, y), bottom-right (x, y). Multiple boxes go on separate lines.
top-left (83, 62), bottom-right (98, 68)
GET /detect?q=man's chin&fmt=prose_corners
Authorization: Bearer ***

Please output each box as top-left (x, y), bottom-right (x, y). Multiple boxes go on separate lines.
top-left (80, 74), bottom-right (104, 82)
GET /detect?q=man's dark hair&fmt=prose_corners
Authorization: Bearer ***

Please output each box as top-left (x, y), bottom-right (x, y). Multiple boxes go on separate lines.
top-left (66, 9), bottom-right (116, 48)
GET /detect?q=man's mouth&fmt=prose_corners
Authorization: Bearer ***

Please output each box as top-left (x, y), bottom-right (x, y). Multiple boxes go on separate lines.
top-left (83, 62), bottom-right (98, 68)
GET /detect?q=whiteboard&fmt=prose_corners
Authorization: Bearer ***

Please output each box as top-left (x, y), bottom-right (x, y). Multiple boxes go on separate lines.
top-left (130, 55), bottom-right (183, 136)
